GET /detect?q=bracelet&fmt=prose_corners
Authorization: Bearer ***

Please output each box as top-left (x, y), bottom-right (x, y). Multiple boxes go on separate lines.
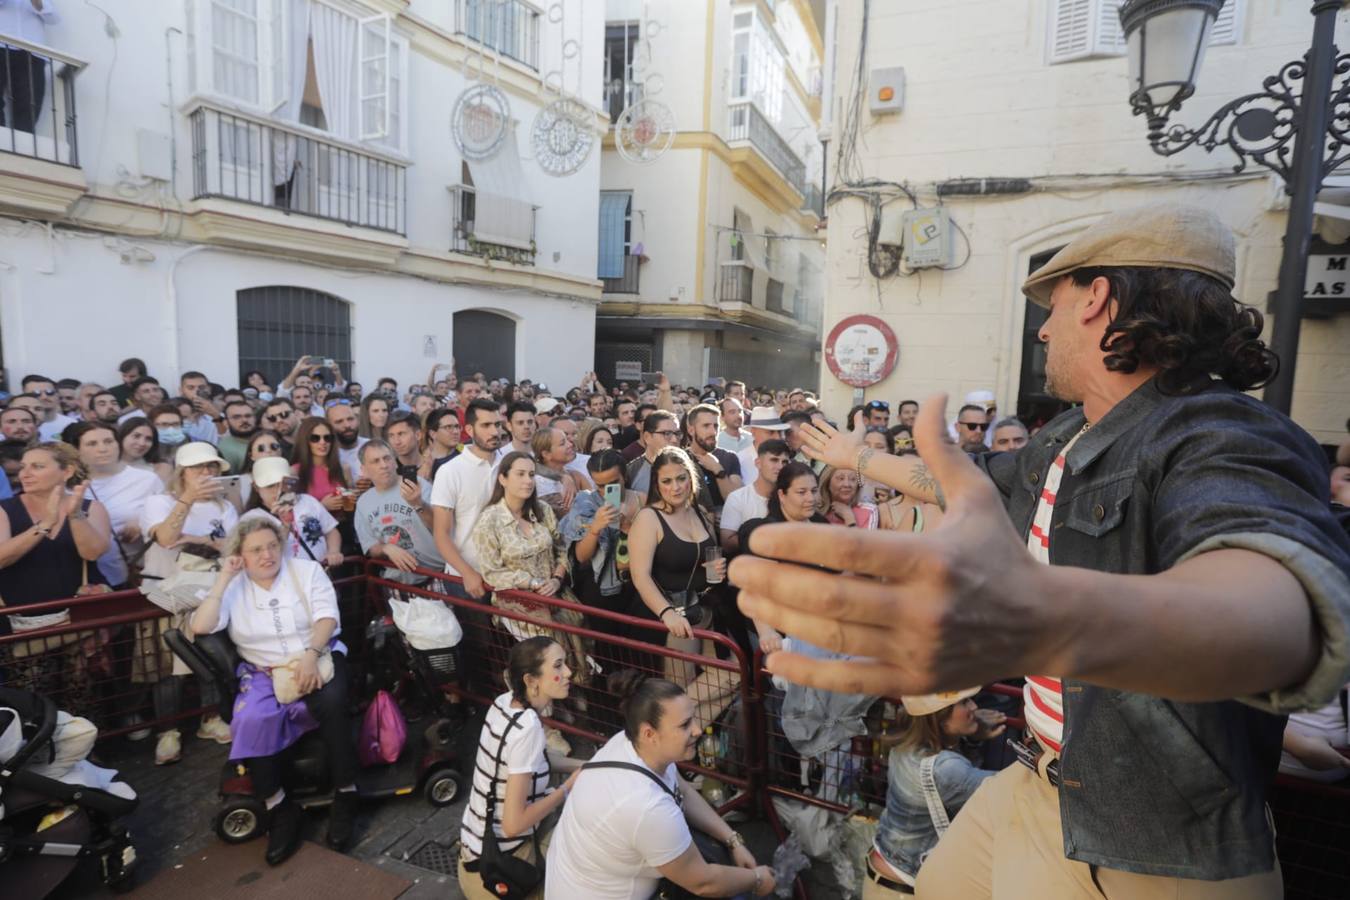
top-left (33, 524), bottom-right (51, 538)
top-left (752, 869), bottom-right (763, 893)
top-left (657, 605), bottom-right (677, 620)
top-left (855, 446), bottom-right (876, 481)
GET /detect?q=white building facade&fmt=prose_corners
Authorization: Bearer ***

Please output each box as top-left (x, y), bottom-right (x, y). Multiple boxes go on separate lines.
top-left (0, 0), bottom-right (606, 393)
top-left (819, 0), bottom-right (1350, 446)
top-left (594, 0), bottom-right (826, 391)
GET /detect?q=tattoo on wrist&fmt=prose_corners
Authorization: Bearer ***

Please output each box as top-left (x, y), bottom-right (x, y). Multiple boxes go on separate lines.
top-left (909, 463), bottom-right (945, 510)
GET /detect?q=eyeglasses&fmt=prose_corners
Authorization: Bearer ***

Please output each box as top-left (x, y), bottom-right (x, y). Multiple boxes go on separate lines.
top-left (959, 422), bottom-right (988, 432)
top-left (866, 400), bottom-right (890, 411)
top-left (653, 429), bottom-right (679, 439)
top-left (308, 433), bottom-right (333, 443)
top-left (253, 442), bottom-right (281, 453)
top-left (324, 398), bottom-right (353, 409)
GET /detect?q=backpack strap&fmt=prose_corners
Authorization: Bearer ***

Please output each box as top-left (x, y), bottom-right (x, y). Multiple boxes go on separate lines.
top-left (581, 760), bottom-right (683, 807)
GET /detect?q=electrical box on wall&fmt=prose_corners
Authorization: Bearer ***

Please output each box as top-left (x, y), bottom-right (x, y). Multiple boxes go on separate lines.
top-left (869, 66), bottom-right (905, 115)
top-left (901, 208), bottom-right (950, 268)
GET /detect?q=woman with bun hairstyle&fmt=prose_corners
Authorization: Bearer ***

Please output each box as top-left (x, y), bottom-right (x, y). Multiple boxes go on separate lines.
top-left (546, 672), bottom-right (776, 899)
top-left (459, 636), bottom-right (583, 900)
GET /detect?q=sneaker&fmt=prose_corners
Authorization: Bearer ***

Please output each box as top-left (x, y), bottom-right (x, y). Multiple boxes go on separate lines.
top-left (545, 727), bottom-right (572, 757)
top-left (154, 729), bottom-right (182, 766)
top-left (327, 790), bottom-right (358, 851)
top-left (196, 715), bottom-right (232, 744)
top-left (265, 799), bottom-right (303, 866)
top-left (122, 714), bottom-right (151, 742)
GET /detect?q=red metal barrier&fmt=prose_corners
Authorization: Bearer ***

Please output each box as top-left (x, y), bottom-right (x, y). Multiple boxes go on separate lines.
top-left (362, 561), bottom-right (760, 816)
top-left (0, 563), bottom-right (369, 742)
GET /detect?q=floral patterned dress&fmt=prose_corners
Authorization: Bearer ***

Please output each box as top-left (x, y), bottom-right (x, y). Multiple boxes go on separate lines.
top-left (471, 501), bottom-right (589, 681)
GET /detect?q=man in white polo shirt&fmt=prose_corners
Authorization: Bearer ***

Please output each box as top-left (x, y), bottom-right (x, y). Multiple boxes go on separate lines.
top-left (430, 398), bottom-right (504, 599)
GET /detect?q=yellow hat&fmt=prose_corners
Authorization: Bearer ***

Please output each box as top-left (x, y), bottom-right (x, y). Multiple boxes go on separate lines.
top-left (900, 687), bottom-right (980, 717)
top-left (1021, 203), bottom-right (1236, 308)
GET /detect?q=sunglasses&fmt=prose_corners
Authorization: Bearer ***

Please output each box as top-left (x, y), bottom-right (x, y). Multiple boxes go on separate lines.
top-left (324, 398), bottom-right (353, 409)
top-left (894, 437), bottom-right (915, 450)
top-left (959, 422), bottom-right (988, 431)
top-left (263, 412), bottom-right (289, 422)
top-left (253, 442), bottom-right (281, 453)
top-left (33, 388), bottom-right (57, 396)
top-left (309, 433), bottom-right (333, 443)
top-left (866, 401), bottom-right (890, 411)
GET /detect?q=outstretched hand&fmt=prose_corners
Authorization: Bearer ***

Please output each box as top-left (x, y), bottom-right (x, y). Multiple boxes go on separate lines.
top-left (730, 394), bottom-right (1058, 698)
top-left (798, 410), bottom-right (865, 471)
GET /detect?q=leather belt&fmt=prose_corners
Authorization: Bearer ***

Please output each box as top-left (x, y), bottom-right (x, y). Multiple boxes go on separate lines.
top-left (1009, 732), bottom-right (1061, 788)
top-left (866, 855), bottom-right (916, 895)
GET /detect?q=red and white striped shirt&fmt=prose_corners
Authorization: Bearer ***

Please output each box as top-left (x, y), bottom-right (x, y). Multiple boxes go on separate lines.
top-left (1023, 428), bottom-right (1088, 755)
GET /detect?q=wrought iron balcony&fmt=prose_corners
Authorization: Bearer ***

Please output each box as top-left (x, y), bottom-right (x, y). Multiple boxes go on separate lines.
top-left (719, 261), bottom-right (754, 304)
top-left (602, 255), bottom-right (641, 294)
top-left (188, 103), bottom-right (407, 234)
top-left (0, 36), bottom-right (83, 166)
top-left (454, 0), bottom-right (540, 71)
top-left (801, 182), bottom-right (824, 217)
top-left (727, 101), bottom-right (806, 196)
top-left (450, 183), bottom-right (537, 266)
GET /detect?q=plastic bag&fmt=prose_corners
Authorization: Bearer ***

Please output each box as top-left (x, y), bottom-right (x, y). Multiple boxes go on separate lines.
top-left (771, 833), bottom-right (812, 897)
top-left (389, 595), bottom-right (463, 650)
top-left (358, 690), bottom-right (407, 767)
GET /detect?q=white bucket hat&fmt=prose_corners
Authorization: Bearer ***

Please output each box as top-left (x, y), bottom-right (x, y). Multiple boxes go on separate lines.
top-left (174, 441), bottom-right (231, 472)
top-left (251, 456), bottom-right (292, 488)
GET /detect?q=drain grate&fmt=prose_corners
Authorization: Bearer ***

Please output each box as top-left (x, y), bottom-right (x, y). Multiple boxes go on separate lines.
top-left (406, 839), bottom-right (459, 875)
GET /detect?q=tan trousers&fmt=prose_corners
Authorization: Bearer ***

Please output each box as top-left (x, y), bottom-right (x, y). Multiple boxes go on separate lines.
top-left (458, 826), bottom-right (552, 900)
top-left (915, 763), bottom-right (1283, 900)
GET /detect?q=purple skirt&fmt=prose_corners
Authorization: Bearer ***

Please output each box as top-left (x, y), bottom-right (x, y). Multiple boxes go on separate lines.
top-left (227, 662), bottom-right (320, 761)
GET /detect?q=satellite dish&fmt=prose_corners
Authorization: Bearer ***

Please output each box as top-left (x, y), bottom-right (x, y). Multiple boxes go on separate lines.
top-left (615, 99), bottom-right (676, 165)
top-left (533, 97), bottom-right (595, 176)
top-left (452, 84), bottom-right (511, 161)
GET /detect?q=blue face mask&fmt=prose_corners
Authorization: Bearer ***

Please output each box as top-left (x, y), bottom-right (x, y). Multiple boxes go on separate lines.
top-left (158, 426), bottom-right (186, 445)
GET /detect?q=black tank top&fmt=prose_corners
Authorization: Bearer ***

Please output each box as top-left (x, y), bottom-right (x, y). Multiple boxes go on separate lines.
top-left (650, 508), bottom-right (711, 594)
top-left (0, 495), bottom-right (97, 609)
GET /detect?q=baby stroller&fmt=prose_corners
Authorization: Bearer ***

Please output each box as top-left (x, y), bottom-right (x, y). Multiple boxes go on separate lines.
top-left (0, 687), bottom-right (138, 896)
top-left (162, 628), bottom-right (465, 845)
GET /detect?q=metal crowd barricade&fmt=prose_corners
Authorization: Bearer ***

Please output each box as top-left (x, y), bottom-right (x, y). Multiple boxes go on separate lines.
top-left (0, 564), bottom-right (370, 742)
top-left (361, 561), bottom-right (760, 816)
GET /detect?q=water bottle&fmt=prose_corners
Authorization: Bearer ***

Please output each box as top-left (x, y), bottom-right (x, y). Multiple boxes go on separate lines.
top-left (697, 726), bottom-right (719, 770)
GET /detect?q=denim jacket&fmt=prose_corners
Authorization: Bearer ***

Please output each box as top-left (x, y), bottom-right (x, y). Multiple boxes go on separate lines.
top-left (978, 378), bottom-right (1350, 879)
top-left (875, 748), bottom-right (994, 879)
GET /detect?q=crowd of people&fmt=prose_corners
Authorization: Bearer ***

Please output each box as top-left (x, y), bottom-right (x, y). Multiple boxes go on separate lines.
top-left (2, 208), bottom-right (1350, 898)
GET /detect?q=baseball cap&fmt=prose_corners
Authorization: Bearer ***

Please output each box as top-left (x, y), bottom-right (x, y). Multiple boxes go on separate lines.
top-left (535, 397), bottom-right (561, 414)
top-left (1021, 203), bottom-right (1236, 308)
top-left (251, 456), bottom-right (293, 489)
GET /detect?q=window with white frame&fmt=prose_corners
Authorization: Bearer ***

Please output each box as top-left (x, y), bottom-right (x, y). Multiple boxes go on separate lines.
top-left (730, 9), bottom-right (785, 123)
top-left (1048, 0), bottom-right (1241, 65)
top-left (188, 0), bottom-right (408, 150)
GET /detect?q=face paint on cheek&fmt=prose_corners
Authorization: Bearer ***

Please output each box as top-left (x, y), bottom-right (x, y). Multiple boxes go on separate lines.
top-left (552, 675), bottom-right (562, 683)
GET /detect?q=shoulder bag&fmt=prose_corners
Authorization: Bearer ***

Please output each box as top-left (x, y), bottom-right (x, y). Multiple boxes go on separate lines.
top-left (478, 708), bottom-right (545, 899)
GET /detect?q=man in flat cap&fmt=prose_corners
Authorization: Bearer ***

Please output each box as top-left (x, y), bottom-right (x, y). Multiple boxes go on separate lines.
top-left (735, 204), bottom-right (1350, 896)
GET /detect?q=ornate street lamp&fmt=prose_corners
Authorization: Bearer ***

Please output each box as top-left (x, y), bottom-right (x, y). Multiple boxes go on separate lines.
top-left (1120, 0), bottom-right (1350, 415)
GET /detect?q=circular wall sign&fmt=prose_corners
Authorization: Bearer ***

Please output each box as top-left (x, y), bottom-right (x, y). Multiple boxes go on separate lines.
top-left (824, 314), bottom-right (899, 387)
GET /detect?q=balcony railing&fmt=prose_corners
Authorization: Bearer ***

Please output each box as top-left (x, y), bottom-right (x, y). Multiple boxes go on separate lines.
top-left (719, 261), bottom-right (754, 304)
top-left (450, 184), bottom-right (537, 266)
top-left (0, 36), bottom-right (84, 166)
top-left (602, 255), bottom-right (641, 294)
top-left (802, 182), bottom-right (824, 217)
top-left (189, 103), bottom-right (407, 234)
top-left (727, 101), bottom-right (806, 196)
top-left (454, 0), bottom-right (540, 71)
top-left (605, 78), bottom-right (643, 124)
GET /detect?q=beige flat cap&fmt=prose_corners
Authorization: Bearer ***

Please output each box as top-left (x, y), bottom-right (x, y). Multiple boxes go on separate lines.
top-left (1021, 204), bottom-right (1236, 307)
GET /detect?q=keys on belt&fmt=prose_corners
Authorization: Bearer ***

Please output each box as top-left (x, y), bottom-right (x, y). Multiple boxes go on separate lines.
top-left (1008, 733), bottom-right (1061, 787)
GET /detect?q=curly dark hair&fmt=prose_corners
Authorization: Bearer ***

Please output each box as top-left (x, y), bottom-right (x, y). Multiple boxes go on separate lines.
top-left (1068, 267), bottom-right (1278, 394)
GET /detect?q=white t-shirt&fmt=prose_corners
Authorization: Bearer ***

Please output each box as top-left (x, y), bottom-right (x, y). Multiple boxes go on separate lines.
top-left (37, 413), bottom-right (77, 443)
top-left (138, 494), bottom-right (239, 580)
top-left (429, 449), bottom-right (498, 576)
top-left (241, 494), bottom-right (338, 562)
top-left (209, 557), bottom-right (342, 668)
top-left (545, 732), bottom-right (691, 900)
top-left (336, 438), bottom-right (369, 484)
top-left (719, 483), bottom-right (770, 535)
top-left (88, 466), bottom-right (164, 586)
top-left (460, 693), bottom-right (551, 858)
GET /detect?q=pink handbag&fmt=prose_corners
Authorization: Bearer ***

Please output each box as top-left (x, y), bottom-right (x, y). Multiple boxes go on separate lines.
top-left (357, 690), bottom-right (407, 767)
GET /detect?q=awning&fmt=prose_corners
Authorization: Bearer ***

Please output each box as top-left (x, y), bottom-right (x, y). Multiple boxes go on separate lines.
top-left (467, 126), bottom-right (535, 249)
